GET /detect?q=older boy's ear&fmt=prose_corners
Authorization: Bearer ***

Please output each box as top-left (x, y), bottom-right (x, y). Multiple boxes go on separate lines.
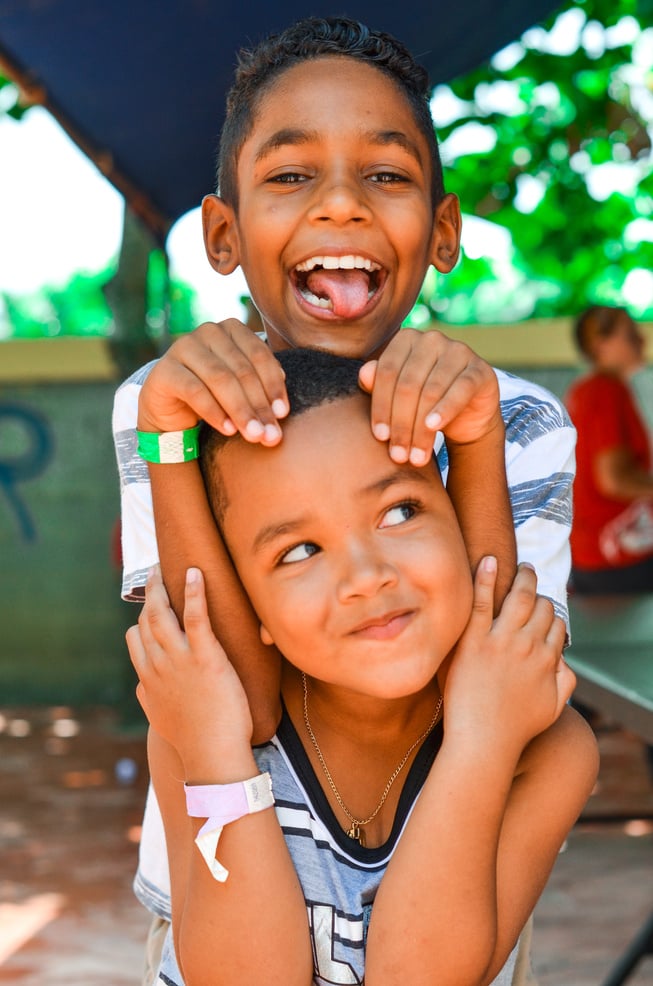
top-left (202, 193), bottom-right (240, 274)
top-left (430, 193), bottom-right (462, 273)
top-left (259, 624), bottom-right (275, 647)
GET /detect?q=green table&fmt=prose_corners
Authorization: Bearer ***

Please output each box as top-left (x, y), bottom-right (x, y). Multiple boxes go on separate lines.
top-left (565, 594), bottom-right (653, 986)
top-left (566, 595), bottom-right (653, 745)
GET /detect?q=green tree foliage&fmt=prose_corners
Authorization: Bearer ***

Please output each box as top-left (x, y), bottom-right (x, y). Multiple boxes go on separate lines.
top-left (0, 72), bottom-right (26, 121)
top-left (412, 0), bottom-right (653, 325)
top-left (2, 271), bottom-right (113, 338)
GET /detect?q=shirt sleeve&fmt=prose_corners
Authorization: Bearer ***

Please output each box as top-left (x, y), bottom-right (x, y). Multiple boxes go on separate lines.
top-left (496, 370), bottom-right (576, 631)
top-left (112, 360), bottom-right (160, 601)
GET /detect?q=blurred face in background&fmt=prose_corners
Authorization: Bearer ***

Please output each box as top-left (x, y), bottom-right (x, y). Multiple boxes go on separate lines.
top-left (589, 309), bottom-right (645, 377)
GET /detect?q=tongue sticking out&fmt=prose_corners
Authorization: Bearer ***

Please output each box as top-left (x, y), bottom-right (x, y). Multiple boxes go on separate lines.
top-left (305, 268), bottom-right (371, 318)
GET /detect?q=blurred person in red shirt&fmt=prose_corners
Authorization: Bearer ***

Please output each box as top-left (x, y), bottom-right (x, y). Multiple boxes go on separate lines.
top-left (566, 305), bottom-right (653, 594)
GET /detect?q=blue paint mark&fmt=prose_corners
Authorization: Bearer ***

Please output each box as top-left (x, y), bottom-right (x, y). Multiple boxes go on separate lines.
top-left (0, 404), bottom-right (54, 541)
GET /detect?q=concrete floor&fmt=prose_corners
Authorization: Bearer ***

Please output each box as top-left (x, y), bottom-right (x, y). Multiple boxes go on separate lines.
top-left (0, 705), bottom-right (651, 985)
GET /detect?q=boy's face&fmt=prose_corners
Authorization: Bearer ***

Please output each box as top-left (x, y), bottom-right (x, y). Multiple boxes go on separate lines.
top-left (593, 311), bottom-right (645, 374)
top-left (204, 57), bottom-right (461, 359)
top-left (216, 394), bottom-right (473, 700)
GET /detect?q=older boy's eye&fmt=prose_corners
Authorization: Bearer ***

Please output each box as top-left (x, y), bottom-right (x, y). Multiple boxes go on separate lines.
top-left (380, 502), bottom-right (417, 528)
top-left (280, 542), bottom-right (320, 564)
top-left (370, 171), bottom-right (409, 184)
top-left (268, 172), bottom-right (307, 184)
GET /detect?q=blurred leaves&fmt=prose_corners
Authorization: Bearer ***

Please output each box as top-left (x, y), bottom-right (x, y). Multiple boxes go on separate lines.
top-left (0, 72), bottom-right (27, 121)
top-left (0, 261), bottom-right (196, 342)
top-left (1, 271), bottom-right (113, 339)
top-left (410, 0), bottom-right (653, 325)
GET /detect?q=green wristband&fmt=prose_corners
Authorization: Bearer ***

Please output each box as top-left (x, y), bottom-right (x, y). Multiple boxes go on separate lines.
top-left (136, 425), bottom-right (201, 464)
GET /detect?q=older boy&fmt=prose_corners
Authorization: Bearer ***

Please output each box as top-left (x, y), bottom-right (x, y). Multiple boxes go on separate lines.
top-left (113, 16), bottom-right (575, 983)
top-left (127, 348), bottom-right (597, 986)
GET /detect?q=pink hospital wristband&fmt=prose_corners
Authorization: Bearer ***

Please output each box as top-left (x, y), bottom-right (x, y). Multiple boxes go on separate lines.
top-left (185, 772), bottom-right (274, 882)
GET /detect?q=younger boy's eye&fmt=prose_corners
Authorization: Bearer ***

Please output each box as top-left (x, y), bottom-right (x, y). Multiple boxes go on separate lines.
top-left (280, 542), bottom-right (320, 564)
top-left (380, 502), bottom-right (418, 528)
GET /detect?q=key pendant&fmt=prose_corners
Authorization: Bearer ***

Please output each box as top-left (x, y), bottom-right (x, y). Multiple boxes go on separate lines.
top-left (347, 824), bottom-right (365, 846)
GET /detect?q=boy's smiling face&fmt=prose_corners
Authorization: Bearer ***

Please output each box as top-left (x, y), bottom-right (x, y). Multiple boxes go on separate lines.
top-left (215, 393), bottom-right (473, 700)
top-left (204, 56), bottom-right (461, 359)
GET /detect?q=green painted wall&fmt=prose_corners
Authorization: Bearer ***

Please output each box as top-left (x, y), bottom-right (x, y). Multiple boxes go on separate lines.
top-left (0, 381), bottom-right (139, 710)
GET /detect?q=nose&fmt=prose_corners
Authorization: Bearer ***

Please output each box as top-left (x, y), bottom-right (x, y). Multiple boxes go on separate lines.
top-left (336, 537), bottom-right (398, 602)
top-left (308, 168), bottom-right (372, 225)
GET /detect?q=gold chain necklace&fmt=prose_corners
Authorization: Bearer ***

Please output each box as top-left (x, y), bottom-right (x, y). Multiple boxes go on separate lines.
top-left (301, 672), bottom-right (443, 846)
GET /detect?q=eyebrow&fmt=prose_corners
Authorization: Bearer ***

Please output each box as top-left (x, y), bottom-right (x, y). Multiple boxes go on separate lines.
top-left (363, 468), bottom-right (436, 497)
top-left (254, 128), bottom-right (319, 163)
top-left (252, 517), bottom-right (313, 554)
top-left (254, 127), bottom-right (423, 165)
top-left (250, 467), bottom-right (437, 554)
top-left (369, 130), bottom-right (423, 165)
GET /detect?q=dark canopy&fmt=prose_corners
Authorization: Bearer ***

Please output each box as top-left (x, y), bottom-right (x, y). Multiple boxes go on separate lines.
top-left (0, 0), bottom-right (561, 241)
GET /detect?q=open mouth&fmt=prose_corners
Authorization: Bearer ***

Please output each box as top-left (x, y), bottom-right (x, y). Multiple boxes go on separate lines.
top-left (293, 255), bottom-right (384, 318)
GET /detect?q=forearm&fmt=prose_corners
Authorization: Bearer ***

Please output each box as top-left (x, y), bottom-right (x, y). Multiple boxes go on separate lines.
top-left (179, 815), bottom-right (311, 986)
top-left (149, 460), bottom-right (281, 742)
top-left (366, 737), bottom-right (517, 986)
top-left (366, 713), bottom-right (597, 986)
top-left (151, 731), bottom-right (311, 986)
top-left (596, 456), bottom-right (653, 501)
top-left (445, 416), bottom-right (516, 610)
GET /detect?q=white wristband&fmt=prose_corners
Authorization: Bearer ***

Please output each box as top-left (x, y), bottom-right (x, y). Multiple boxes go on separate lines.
top-left (185, 772), bottom-right (274, 882)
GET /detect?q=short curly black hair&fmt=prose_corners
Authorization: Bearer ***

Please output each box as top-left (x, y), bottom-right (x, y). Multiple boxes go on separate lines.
top-left (216, 16), bottom-right (444, 210)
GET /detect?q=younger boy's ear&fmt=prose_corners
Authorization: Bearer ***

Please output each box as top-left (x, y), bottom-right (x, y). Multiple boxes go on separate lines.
top-left (202, 193), bottom-right (240, 274)
top-left (259, 624), bottom-right (275, 647)
top-left (430, 193), bottom-right (462, 273)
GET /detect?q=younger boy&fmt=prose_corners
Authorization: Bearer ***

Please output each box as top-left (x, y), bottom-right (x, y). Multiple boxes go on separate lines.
top-left (127, 348), bottom-right (598, 986)
top-left (112, 15), bottom-right (576, 980)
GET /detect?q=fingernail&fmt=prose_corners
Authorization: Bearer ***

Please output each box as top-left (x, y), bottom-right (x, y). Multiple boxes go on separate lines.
top-left (263, 423), bottom-right (282, 442)
top-left (425, 411), bottom-right (442, 431)
top-left (271, 399), bottom-right (288, 418)
top-left (186, 567), bottom-right (201, 584)
top-left (373, 422), bottom-right (390, 441)
top-left (409, 447), bottom-right (429, 466)
top-left (482, 556), bottom-right (497, 572)
top-left (389, 445), bottom-right (409, 463)
top-left (222, 418), bottom-right (237, 435)
top-left (244, 419), bottom-right (265, 439)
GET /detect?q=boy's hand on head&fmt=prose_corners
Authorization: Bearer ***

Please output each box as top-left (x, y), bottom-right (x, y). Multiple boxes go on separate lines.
top-left (444, 559), bottom-right (574, 758)
top-left (359, 328), bottom-right (501, 465)
top-left (126, 565), bottom-right (253, 772)
top-left (137, 319), bottom-right (289, 446)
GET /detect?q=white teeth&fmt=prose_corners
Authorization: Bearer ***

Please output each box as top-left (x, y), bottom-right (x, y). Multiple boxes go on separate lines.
top-left (295, 255), bottom-right (381, 273)
top-left (300, 287), bottom-right (333, 309)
